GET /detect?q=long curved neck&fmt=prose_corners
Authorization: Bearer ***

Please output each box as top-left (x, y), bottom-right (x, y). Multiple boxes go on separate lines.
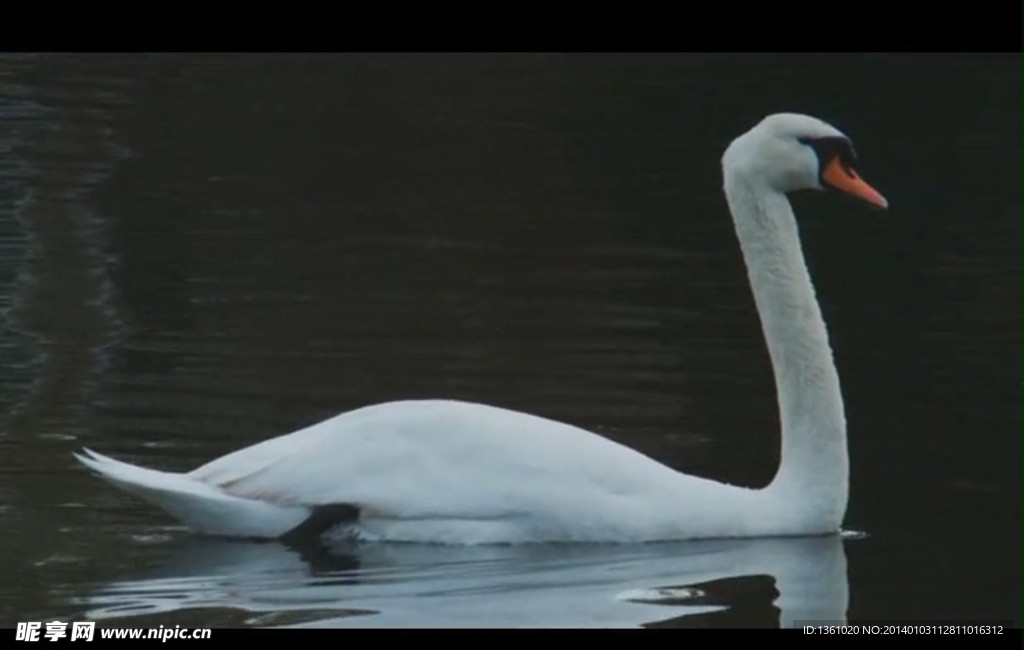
top-left (723, 172), bottom-right (848, 529)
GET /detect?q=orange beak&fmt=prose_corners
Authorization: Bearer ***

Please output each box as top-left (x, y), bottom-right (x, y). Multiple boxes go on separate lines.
top-left (822, 157), bottom-right (888, 210)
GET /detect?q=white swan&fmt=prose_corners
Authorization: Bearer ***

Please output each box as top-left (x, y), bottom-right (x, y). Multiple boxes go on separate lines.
top-left (76, 113), bottom-right (887, 544)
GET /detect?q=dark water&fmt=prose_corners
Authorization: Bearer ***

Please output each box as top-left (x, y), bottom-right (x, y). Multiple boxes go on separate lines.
top-left (0, 53), bottom-right (1019, 628)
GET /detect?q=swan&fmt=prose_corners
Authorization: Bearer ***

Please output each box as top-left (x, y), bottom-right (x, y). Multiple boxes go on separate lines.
top-left (75, 113), bottom-right (888, 545)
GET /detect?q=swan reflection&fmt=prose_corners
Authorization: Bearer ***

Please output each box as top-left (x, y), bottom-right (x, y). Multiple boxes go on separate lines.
top-left (81, 533), bottom-right (849, 628)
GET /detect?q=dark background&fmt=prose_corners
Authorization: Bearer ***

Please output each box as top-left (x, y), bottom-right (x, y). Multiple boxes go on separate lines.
top-left (0, 53), bottom-right (1019, 625)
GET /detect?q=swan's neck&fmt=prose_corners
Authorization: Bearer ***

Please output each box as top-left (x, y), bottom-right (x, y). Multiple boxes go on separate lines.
top-left (723, 174), bottom-right (848, 529)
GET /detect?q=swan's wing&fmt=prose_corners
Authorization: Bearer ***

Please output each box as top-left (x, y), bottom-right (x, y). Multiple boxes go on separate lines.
top-left (187, 400), bottom-right (697, 523)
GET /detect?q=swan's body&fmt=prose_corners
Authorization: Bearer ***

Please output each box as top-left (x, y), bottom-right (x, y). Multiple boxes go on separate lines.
top-left (77, 113), bottom-right (887, 544)
top-left (80, 400), bottom-right (799, 543)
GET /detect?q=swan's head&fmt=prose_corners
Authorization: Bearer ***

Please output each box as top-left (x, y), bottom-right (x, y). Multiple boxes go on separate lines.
top-left (723, 113), bottom-right (888, 209)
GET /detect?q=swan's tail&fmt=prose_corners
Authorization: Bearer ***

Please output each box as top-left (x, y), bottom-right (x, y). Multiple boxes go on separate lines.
top-left (74, 448), bottom-right (310, 539)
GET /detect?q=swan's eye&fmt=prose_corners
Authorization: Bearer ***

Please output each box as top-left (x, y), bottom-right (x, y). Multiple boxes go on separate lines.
top-left (798, 136), bottom-right (859, 180)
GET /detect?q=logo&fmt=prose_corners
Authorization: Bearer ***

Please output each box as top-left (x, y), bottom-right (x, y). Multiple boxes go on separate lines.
top-left (16, 622), bottom-right (95, 643)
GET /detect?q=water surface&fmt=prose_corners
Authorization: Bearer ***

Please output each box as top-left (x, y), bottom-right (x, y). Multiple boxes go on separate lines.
top-left (0, 53), bottom-right (1019, 627)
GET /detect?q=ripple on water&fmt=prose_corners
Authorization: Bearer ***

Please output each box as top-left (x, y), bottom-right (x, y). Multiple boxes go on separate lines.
top-left (89, 606), bottom-right (376, 629)
top-left (615, 586), bottom-right (705, 605)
